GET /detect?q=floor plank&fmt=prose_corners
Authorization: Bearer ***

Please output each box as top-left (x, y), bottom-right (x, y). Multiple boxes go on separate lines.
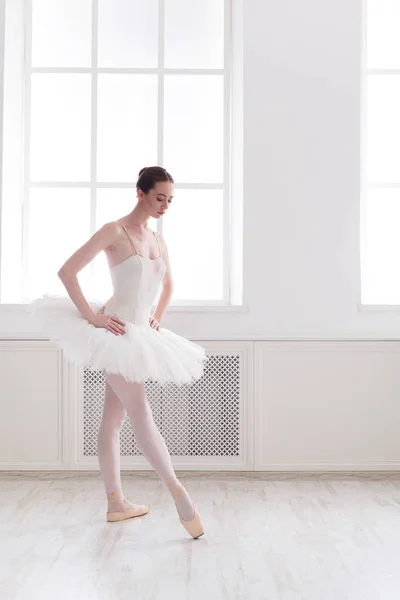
top-left (1, 471), bottom-right (400, 600)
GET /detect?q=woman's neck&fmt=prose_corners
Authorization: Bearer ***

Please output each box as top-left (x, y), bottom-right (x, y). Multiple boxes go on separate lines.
top-left (125, 208), bottom-right (150, 233)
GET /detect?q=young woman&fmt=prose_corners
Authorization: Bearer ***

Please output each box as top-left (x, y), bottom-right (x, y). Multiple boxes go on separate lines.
top-left (31, 166), bottom-right (207, 539)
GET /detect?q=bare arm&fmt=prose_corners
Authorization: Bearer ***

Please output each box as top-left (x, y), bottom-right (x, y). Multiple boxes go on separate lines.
top-left (152, 233), bottom-right (174, 323)
top-left (57, 222), bottom-right (118, 324)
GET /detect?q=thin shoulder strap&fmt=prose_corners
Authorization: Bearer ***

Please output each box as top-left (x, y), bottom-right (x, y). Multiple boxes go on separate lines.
top-left (118, 222), bottom-right (137, 255)
top-left (153, 231), bottom-right (162, 258)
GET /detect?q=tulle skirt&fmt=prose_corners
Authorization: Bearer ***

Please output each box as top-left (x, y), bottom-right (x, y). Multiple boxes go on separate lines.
top-left (29, 295), bottom-right (208, 386)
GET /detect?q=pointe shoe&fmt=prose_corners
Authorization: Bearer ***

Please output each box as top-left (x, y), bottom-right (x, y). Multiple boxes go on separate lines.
top-left (166, 478), bottom-right (204, 539)
top-left (106, 491), bottom-right (149, 522)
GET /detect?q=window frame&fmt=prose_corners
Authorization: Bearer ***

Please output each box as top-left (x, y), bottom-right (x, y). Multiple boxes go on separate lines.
top-left (16, 0), bottom-right (235, 307)
top-left (360, 0), bottom-right (400, 309)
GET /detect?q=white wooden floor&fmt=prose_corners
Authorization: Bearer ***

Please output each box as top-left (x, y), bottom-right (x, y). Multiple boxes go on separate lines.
top-left (1, 471), bottom-right (400, 600)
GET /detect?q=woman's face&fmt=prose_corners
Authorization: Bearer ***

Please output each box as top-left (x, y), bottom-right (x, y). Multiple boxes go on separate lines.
top-left (138, 181), bottom-right (174, 219)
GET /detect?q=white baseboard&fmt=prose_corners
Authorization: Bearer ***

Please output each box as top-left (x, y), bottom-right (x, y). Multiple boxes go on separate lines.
top-left (0, 462), bottom-right (68, 470)
top-left (255, 462), bottom-right (400, 471)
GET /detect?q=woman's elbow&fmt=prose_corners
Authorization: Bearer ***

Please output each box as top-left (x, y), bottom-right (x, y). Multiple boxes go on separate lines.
top-left (57, 266), bottom-right (74, 280)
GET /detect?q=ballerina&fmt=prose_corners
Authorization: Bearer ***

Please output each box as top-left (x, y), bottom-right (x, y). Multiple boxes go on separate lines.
top-left (31, 166), bottom-right (207, 539)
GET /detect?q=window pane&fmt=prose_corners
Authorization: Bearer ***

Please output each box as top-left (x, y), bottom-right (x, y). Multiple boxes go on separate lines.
top-left (96, 189), bottom-right (138, 228)
top-left (164, 0), bottom-right (224, 69)
top-left (367, 0), bottom-right (400, 69)
top-left (367, 75), bottom-right (400, 183)
top-left (362, 188), bottom-right (400, 304)
top-left (26, 188), bottom-right (91, 300)
top-left (98, 0), bottom-right (158, 68)
top-left (30, 74), bottom-right (91, 182)
top-left (32, 0), bottom-right (91, 67)
top-left (96, 188), bottom-right (158, 230)
top-left (97, 75), bottom-right (158, 182)
top-left (92, 189), bottom-right (158, 299)
top-left (164, 75), bottom-right (223, 183)
top-left (162, 189), bottom-right (224, 301)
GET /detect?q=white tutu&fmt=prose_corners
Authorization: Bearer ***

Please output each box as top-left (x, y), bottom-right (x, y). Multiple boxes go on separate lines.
top-left (31, 228), bottom-right (208, 385)
top-left (29, 294), bottom-right (208, 386)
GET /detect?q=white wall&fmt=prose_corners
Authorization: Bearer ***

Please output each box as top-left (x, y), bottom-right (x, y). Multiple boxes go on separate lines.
top-left (2, 340), bottom-right (400, 471)
top-left (1, 2), bottom-right (400, 472)
top-left (0, 341), bottom-right (64, 467)
top-left (241, 0), bottom-right (364, 338)
top-left (1, 0), bottom-right (400, 340)
top-left (255, 341), bottom-right (400, 470)
top-left (171, 0), bottom-right (400, 341)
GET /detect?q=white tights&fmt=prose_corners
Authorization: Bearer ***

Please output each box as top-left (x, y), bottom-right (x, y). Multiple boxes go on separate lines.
top-left (97, 372), bottom-right (195, 520)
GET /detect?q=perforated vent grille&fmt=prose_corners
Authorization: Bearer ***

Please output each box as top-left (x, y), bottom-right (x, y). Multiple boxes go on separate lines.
top-left (82, 354), bottom-right (240, 458)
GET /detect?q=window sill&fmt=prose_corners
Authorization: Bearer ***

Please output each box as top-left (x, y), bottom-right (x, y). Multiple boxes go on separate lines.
top-left (357, 303), bottom-right (400, 313)
top-left (0, 303), bottom-right (249, 314)
top-left (164, 304), bottom-right (248, 313)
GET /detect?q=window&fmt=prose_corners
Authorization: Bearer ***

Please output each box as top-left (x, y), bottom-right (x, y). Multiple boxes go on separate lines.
top-left (1, 0), bottom-right (240, 307)
top-left (362, 0), bottom-right (400, 304)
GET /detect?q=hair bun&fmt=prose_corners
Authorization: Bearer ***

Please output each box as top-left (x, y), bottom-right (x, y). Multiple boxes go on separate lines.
top-left (136, 166), bottom-right (174, 193)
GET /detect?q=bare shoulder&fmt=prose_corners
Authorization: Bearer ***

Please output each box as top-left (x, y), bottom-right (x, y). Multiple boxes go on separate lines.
top-left (58, 220), bottom-right (124, 275)
top-left (101, 220), bottom-right (123, 234)
top-left (97, 220), bottom-right (125, 249)
top-left (95, 220), bottom-right (116, 232)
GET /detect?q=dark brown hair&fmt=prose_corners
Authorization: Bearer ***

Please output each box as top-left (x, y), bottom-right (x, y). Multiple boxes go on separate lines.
top-left (136, 166), bottom-right (174, 194)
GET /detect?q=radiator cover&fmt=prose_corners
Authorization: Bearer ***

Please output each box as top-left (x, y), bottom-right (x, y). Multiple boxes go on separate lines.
top-left (82, 354), bottom-right (241, 459)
